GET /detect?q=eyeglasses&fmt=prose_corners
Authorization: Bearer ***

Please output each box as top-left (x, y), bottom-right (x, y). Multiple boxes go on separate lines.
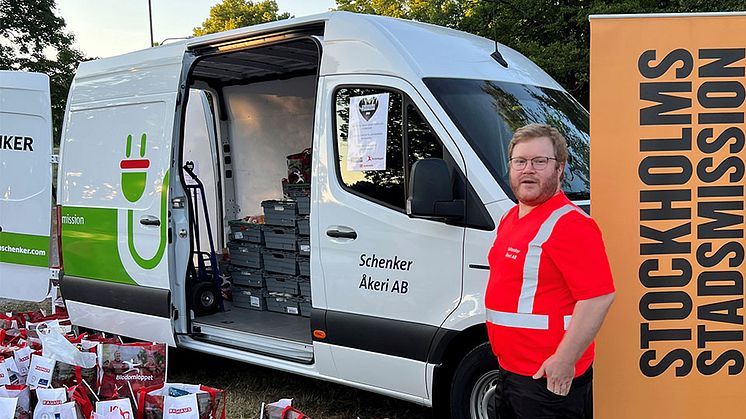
top-left (508, 156), bottom-right (557, 171)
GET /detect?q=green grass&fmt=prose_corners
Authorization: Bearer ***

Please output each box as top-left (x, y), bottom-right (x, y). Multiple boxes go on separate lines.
top-left (0, 298), bottom-right (52, 315)
top-left (1, 299), bottom-right (433, 418)
top-left (168, 348), bottom-right (432, 418)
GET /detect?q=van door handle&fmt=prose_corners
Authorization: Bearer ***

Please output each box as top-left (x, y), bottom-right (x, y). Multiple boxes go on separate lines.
top-left (139, 216), bottom-right (161, 226)
top-left (326, 228), bottom-right (357, 240)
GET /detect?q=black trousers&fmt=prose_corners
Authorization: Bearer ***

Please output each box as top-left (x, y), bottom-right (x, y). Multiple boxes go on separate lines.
top-left (495, 365), bottom-right (593, 419)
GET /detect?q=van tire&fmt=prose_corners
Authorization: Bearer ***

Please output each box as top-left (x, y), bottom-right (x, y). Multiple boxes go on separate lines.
top-left (449, 342), bottom-right (499, 419)
top-left (191, 281), bottom-right (219, 316)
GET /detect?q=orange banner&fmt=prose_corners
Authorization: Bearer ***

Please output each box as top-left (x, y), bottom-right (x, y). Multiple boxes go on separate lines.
top-left (591, 14), bottom-right (746, 418)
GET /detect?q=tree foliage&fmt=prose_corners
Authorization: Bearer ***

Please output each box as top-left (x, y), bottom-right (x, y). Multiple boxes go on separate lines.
top-left (0, 0), bottom-right (85, 145)
top-left (335, 0), bottom-right (746, 107)
top-left (194, 0), bottom-right (292, 36)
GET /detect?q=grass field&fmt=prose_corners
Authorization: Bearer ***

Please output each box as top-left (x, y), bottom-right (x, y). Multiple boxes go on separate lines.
top-left (168, 348), bottom-right (432, 418)
top-left (2, 299), bottom-right (433, 418)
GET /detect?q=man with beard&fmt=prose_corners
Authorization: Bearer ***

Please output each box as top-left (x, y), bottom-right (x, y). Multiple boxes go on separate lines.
top-left (485, 124), bottom-right (615, 418)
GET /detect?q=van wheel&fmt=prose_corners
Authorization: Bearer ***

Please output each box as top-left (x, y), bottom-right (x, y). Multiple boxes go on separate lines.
top-left (191, 281), bottom-right (219, 316)
top-left (449, 342), bottom-right (500, 419)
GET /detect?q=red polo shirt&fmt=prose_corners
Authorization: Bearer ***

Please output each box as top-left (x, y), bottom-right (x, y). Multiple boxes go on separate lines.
top-left (485, 192), bottom-right (615, 377)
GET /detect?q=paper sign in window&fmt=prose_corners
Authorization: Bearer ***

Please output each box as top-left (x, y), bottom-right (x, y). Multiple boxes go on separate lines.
top-left (347, 93), bottom-right (389, 171)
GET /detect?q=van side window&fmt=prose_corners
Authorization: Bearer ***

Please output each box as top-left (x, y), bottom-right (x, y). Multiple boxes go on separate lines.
top-left (406, 104), bottom-right (443, 171)
top-left (334, 87), bottom-right (405, 210)
top-left (405, 103), bottom-right (495, 231)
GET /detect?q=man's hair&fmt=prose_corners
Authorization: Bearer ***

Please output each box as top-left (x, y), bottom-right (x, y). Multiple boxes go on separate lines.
top-left (508, 123), bottom-right (569, 164)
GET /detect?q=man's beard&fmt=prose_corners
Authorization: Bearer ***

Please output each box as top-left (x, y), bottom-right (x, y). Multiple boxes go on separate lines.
top-left (510, 168), bottom-right (561, 207)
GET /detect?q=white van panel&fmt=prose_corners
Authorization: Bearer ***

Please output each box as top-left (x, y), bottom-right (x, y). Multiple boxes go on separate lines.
top-left (0, 71), bottom-right (52, 301)
top-left (70, 42), bottom-right (186, 105)
top-left (317, 12), bottom-right (562, 88)
top-left (441, 200), bottom-right (508, 332)
top-left (330, 345), bottom-right (429, 402)
top-left (183, 90), bottom-right (220, 252)
top-left (223, 76), bottom-right (315, 217)
top-left (60, 100), bottom-right (169, 209)
top-left (66, 300), bottom-right (175, 346)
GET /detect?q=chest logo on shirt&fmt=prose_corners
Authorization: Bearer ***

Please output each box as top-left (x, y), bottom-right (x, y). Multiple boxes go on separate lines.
top-left (505, 247), bottom-right (521, 260)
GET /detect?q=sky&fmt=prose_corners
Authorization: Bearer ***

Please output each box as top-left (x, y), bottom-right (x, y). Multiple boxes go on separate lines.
top-left (56, 0), bottom-right (338, 58)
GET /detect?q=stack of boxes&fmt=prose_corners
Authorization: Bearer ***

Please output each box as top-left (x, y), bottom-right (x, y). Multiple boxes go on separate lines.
top-left (227, 220), bottom-right (267, 311)
top-left (226, 183), bottom-right (312, 317)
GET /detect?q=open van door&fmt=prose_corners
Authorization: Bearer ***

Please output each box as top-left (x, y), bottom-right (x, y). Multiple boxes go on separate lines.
top-left (57, 43), bottom-right (188, 346)
top-left (0, 71), bottom-right (53, 302)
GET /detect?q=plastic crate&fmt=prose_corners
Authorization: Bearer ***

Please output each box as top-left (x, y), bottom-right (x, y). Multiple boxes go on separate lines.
top-left (298, 278), bottom-right (311, 299)
top-left (298, 256), bottom-right (310, 277)
top-left (233, 286), bottom-right (267, 311)
top-left (228, 220), bottom-right (263, 244)
top-left (298, 237), bottom-right (310, 257)
top-left (228, 242), bottom-right (262, 269)
top-left (266, 294), bottom-right (300, 315)
top-left (263, 226), bottom-right (299, 252)
top-left (262, 250), bottom-right (299, 275)
top-left (265, 273), bottom-right (299, 296)
top-left (298, 297), bottom-right (311, 318)
top-left (296, 197), bottom-right (310, 216)
top-left (230, 267), bottom-right (264, 288)
top-left (283, 184), bottom-right (311, 216)
top-left (283, 183), bottom-right (310, 199)
top-left (297, 215), bottom-right (310, 237)
top-left (262, 200), bottom-right (297, 227)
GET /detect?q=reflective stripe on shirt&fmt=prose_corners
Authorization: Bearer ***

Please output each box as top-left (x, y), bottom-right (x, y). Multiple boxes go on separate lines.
top-left (486, 310), bottom-right (573, 331)
top-left (488, 203), bottom-right (587, 331)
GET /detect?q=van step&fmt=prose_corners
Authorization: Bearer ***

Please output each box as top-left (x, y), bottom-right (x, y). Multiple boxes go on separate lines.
top-left (190, 322), bottom-right (313, 363)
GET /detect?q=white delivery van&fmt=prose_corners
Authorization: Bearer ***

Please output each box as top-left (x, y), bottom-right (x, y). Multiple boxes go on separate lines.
top-left (0, 12), bottom-right (592, 418)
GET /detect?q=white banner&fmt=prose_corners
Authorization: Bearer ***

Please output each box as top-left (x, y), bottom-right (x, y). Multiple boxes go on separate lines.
top-left (347, 93), bottom-right (389, 171)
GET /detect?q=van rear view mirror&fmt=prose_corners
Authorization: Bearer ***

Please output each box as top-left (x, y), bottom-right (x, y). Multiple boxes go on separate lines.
top-left (407, 158), bottom-right (464, 220)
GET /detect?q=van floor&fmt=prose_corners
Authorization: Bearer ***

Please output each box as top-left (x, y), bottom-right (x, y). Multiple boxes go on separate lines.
top-left (193, 302), bottom-right (312, 344)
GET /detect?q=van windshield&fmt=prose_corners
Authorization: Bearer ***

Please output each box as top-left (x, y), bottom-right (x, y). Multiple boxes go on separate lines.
top-left (424, 78), bottom-right (590, 201)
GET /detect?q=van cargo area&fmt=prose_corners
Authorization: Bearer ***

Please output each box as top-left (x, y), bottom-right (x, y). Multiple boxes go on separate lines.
top-left (181, 38), bottom-right (319, 360)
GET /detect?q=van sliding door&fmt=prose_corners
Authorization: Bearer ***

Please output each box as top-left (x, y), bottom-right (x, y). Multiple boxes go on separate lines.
top-left (58, 44), bottom-right (188, 346)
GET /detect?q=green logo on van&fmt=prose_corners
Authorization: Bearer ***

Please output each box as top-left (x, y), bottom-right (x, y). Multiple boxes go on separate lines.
top-left (121, 133), bottom-right (149, 202)
top-left (120, 133), bottom-right (168, 270)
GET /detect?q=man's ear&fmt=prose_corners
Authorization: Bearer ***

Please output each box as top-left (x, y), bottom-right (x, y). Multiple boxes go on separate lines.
top-left (557, 161), bottom-right (566, 182)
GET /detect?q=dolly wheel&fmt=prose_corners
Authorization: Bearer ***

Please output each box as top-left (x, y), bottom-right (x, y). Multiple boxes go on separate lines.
top-left (192, 281), bottom-right (220, 316)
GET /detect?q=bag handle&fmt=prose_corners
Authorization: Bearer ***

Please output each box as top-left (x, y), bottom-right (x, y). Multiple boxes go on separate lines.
top-left (281, 405), bottom-right (308, 419)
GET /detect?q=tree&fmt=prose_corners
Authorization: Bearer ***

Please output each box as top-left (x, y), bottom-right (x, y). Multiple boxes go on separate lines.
top-left (335, 0), bottom-right (746, 108)
top-left (0, 0), bottom-right (86, 146)
top-left (194, 0), bottom-right (292, 36)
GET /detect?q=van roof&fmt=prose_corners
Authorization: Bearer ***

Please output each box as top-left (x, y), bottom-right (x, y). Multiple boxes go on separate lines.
top-left (76, 11), bottom-right (562, 91)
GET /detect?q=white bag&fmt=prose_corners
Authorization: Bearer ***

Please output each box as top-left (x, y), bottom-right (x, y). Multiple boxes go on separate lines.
top-left (163, 393), bottom-right (200, 419)
top-left (0, 397), bottom-right (18, 418)
top-left (38, 325), bottom-right (96, 368)
top-left (0, 385), bottom-right (31, 418)
top-left (0, 359), bottom-right (14, 386)
top-left (26, 354), bottom-right (55, 388)
top-left (34, 387), bottom-right (77, 419)
top-left (33, 401), bottom-right (78, 419)
top-left (95, 398), bottom-right (134, 419)
top-left (13, 346), bottom-right (32, 378)
top-left (3, 358), bottom-right (21, 385)
top-left (0, 385), bottom-right (30, 417)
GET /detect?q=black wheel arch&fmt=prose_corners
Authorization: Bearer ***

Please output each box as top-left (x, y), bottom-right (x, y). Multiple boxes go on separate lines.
top-left (429, 323), bottom-right (489, 415)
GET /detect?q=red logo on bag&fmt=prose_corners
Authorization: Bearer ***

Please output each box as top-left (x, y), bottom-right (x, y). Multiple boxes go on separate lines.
top-left (35, 365), bottom-right (50, 373)
top-left (18, 355), bottom-right (30, 363)
top-left (108, 406), bottom-right (130, 418)
top-left (168, 407), bottom-right (193, 414)
top-left (43, 400), bottom-right (63, 405)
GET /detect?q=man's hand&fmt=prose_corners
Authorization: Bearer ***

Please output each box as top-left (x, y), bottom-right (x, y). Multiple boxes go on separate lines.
top-left (532, 353), bottom-right (575, 396)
